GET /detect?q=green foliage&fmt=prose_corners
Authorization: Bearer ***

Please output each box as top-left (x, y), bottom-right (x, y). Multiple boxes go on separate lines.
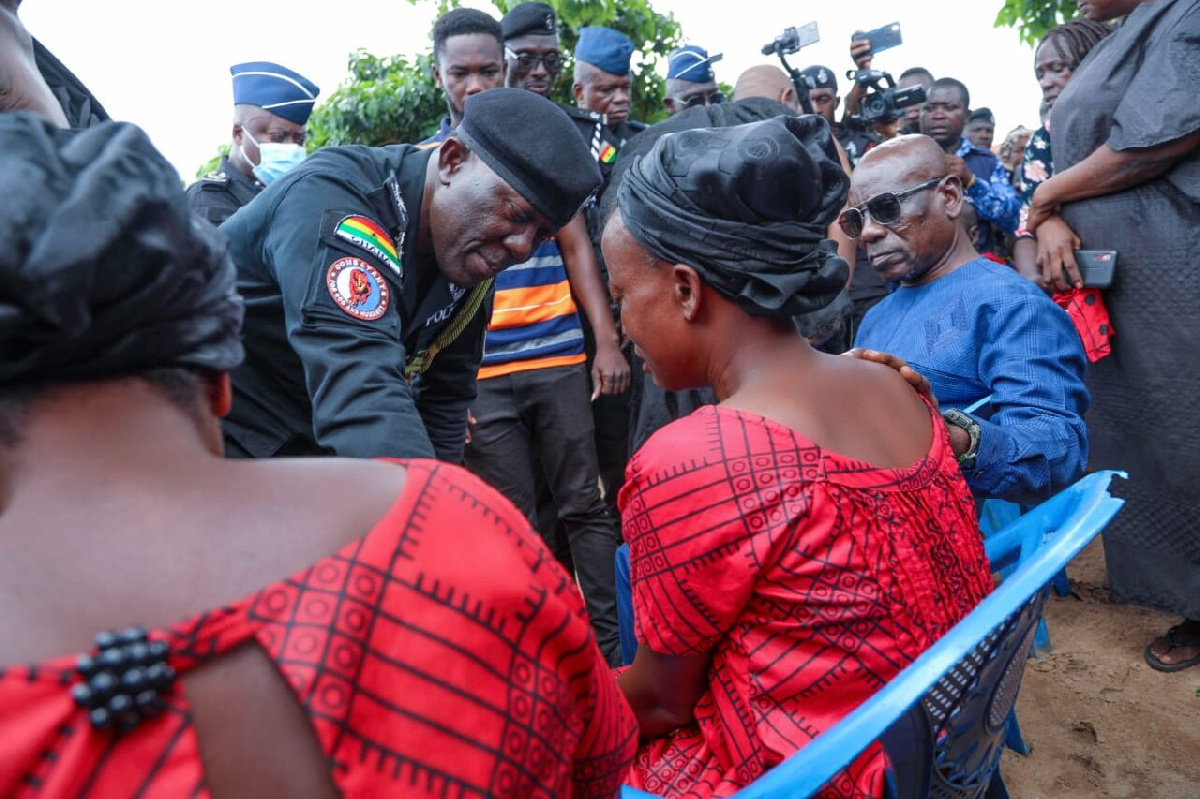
top-left (307, 50), bottom-right (447, 149)
top-left (302, 0), bottom-right (681, 150)
top-left (995, 0), bottom-right (1082, 45)
top-left (195, 144), bottom-right (230, 180)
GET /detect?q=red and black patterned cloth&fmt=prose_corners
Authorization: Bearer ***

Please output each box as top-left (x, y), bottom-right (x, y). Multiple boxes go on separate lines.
top-left (0, 460), bottom-right (637, 797)
top-left (621, 405), bottom-right (993, 798)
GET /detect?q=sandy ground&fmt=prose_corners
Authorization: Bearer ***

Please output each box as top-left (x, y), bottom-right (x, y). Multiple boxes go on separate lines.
top-left (1000, 538), bottom-right (1200, 799)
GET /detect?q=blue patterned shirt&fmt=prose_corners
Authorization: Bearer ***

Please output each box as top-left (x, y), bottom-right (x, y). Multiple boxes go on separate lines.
top-left (856, 257), bottom-right (1089, 504)
top-left (957, 137), bottom-right (1020, 235)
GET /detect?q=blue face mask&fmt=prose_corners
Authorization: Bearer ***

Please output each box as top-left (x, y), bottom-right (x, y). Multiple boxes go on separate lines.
top-left (242, 130), bottom-right (306, 185)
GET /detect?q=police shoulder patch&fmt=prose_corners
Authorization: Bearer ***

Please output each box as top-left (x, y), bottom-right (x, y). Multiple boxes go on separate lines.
top-left (327, 257), bottom-right (390, 321)
top-left (333, 215), bottom-right (403, 280)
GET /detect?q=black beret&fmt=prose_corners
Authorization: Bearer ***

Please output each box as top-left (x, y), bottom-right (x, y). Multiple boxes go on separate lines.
top-left (455, 88), bottom-right (601, 230)
top-left (0, 113), bottom-right (243, 387)
top-left (501, 2), bottom-right (556, 40)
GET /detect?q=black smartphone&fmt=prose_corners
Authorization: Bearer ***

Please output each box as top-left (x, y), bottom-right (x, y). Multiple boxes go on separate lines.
top-left (853, 23), bottom-right (903, 57)
top-left (1073, 250), bottom-right (1118, 288)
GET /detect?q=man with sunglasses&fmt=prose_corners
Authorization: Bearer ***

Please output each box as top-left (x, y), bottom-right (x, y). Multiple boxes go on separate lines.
top-left (663, 45), bottom-right (723, 116)
top-left (501, 1), bottom-right (561, 99)
top-left (849, 135), bottom-right (1089, 505)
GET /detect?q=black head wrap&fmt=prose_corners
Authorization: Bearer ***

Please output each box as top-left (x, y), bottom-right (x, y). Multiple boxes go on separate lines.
top-left (617, 114), bottom-right (850, 320)
top-left (0, 113), bottom-right (243, 387)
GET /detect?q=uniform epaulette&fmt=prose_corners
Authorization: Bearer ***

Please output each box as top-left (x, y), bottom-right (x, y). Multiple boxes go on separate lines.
top-left (194, 172), bottom-right (230, 188)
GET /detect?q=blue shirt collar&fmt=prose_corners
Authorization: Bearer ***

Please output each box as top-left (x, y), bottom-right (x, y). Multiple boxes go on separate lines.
top-left (955, 137), bottom-right (991, 158)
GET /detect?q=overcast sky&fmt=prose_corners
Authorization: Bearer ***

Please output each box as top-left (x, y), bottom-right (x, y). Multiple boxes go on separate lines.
top-left (22, 0), bottom-right (1044, 179)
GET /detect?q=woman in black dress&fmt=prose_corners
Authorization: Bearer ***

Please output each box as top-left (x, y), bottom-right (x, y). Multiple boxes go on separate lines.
top-left (1028, 0), bottom-right (1200, 671)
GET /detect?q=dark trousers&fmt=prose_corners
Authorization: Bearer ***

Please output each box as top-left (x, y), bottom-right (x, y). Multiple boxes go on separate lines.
top-left (464, 364), bottom-right (621, 664)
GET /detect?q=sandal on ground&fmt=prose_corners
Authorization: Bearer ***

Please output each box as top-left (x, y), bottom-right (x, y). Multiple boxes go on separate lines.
top-left (1143, 622), bottom-right (1200, 673)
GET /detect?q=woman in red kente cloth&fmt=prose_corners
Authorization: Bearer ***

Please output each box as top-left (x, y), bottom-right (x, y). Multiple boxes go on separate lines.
top-left (0, 115), bottom-right (635, 797)
top-left (601, 116), bottom-right (993, 798)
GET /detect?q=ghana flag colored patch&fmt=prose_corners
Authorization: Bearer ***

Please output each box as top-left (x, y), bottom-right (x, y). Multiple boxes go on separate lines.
top-left (334, 216), bottom-right (402, 277)
top-left (599, 143), bottom-right (618, 164)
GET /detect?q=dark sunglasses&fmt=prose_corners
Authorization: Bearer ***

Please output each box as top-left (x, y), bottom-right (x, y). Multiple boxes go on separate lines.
top-left (838, 177), bottom-right (946, 239)
top-left (677, 90), bottom-right (725, 109)
top-left (505, 47), bottom-right (563, 73)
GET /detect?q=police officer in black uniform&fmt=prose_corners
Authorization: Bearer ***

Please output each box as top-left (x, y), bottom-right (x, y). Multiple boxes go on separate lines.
top-left (566, 27), bottom-right (647, 239)
top-left (187, 62), bottom-right (320, 226)
top-left (219, 89), bottom-right (600, 463)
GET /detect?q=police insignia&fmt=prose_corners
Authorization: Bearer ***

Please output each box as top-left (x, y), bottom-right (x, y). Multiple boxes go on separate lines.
top-left (598, 143), bottom-right (618, 164)
top-left (334, 215), bottom-right (403, 279)
top-left (327, 257), bottom-right (390, 321)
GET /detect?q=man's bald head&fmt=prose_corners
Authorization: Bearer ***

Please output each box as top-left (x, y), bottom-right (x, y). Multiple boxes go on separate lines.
top-left (854, 134), bottom-right (949, 189)
top-left (733, 65), bottom-right (798, 112)
top-left (847, 134), bottom-right (969, 285)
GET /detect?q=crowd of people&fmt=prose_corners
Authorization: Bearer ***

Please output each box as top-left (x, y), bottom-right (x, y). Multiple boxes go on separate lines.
top-left (0, 0), bottom-right (1197, 796)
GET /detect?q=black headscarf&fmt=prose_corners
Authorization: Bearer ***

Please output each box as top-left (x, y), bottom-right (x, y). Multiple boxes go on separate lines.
top-left (0, 113), bottom-right (243, 387)
top-left (617, 114), bottom-right (849, 320)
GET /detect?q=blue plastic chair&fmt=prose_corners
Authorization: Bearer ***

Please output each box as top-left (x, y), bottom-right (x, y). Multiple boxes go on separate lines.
top-left (620, 470), bottom-right (1124, 799)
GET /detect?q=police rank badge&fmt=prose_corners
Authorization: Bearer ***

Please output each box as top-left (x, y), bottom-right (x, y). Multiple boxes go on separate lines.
top-left (333, 215), bottom-right (403, 280)
top-left (327, 257), bottom-right (390, 321)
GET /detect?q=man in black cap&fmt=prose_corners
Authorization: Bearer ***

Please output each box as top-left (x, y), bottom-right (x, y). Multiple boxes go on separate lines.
top-left (187, 62), bottom-right (320, 226)
top-left (799, 64), bottom-right (878, 168)
top-left (500, 0), bottom-right (561, 100)
top-left (219, 89), bottom-right (601, 464)
top-left (446, 1), bottom-right (628, 665)
top-left (422, 7), bottom-right (505, 145)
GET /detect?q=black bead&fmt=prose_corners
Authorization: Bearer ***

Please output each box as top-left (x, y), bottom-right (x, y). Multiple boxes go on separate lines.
top-left (120, 666), bottom-right (147, 692)
top-left (89, 671), bottom-right (118, 697)
top-left (144, 663), bottom-right (175, 689)
top-left (135, 690), bottom-right (166, 716)
top-left (75, 654), bottom-right (100, 678)
top-left (107, 694), bottom-right (133, 715)
top-left (125, 642), bottom-right (151, 666)
top-left (89, 707), bottom-right (112, 729)
top-left (71, 682), bottom-right (93, 707)
top-left (147, 640), bottom-right (169, 660)
top-left (93, 630), bottom-right (119, 650)
top-left (96, 649), bottom-right (124, 670)
top-left (118, 627), bottom-right (148, 644)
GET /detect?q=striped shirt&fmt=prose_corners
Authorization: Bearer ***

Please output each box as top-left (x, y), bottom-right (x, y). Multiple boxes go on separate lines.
top-left (477, 240), bottom-right (586, 380)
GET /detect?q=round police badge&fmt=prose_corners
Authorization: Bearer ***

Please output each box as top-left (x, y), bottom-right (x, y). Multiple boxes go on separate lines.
top-left (326, 257), bottom-right (390, 321)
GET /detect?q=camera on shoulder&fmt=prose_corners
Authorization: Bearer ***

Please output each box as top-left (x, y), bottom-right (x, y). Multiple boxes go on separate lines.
top-left (848, 69), bottom-right (926, 123)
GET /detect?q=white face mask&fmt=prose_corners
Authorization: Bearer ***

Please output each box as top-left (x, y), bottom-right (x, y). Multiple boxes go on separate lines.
top-left (241, 129), bottom-right (306, 185)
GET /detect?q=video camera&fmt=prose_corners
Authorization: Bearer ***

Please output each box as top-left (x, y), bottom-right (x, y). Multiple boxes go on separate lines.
top-left (848, 70), bottom-right (926, 123)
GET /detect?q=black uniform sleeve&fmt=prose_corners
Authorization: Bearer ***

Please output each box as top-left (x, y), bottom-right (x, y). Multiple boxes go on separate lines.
top-left (186, 181), bottom-right (243, 226)
top-left (263, 175), bottom-right (436, 459)
top-left (413, 287), bottom-right (493, 464)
